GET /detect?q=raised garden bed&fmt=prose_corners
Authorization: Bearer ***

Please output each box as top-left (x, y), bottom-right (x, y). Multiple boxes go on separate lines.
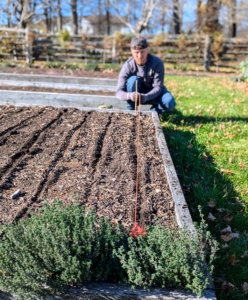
top-left (0, 105), bottom-right (176, 228)
top-left (0, 104), bottom-right (215, 299)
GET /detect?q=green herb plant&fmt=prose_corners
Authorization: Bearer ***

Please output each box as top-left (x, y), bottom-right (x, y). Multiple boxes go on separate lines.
top-left (0, 201), bottom-right (217, 299)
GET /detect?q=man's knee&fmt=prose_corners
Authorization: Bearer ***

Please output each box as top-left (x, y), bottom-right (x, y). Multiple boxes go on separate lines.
top-left (161, 90), bottom-right (176, 110)
top-left (126, 76), bottom-right (141, 93)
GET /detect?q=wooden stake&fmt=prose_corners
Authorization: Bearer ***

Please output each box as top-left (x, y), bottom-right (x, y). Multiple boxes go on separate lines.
top-left (135, 80), bottom-right (138, 115)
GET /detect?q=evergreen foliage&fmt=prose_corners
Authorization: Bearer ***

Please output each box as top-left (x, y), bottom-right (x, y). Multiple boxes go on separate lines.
top-left (238, 58), bottom-right (248, 82)
top-left (115, 212), bottom-right (218, 296)
top-left (0, 201), bottom-right (218, 299)
top-left (231, 58), bottom-right (248, 82)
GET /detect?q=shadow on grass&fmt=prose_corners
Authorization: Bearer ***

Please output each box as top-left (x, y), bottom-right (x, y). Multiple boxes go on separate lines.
top-left (160, 109), bottom-right (248, 299)
top-left (161, 109), bottom-right (248, 125)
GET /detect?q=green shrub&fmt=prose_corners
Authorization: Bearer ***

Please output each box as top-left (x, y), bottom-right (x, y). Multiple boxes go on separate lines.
top-left (115, 214), bottom-right (218, 296)
top-left (101, 63), bottom-right (122, 72)
top-left (63, 62), bottom-right (81, 70)
top-left (230, 58), bottom-right (248, 82)
top-left (43, 61), bottom-right (64, 69)
top-left (43, 61), bottom-right (82, 70)
top-left (83, 63), bottom-right (100, 71)
top-left (0, 201), bottom-right (125, 299)
top-left (238, 58), bottom-right (248, 82)
top-left (0, 201), bottom-right (218, 299)
top-left (3, 60), bottom-right (15, 68)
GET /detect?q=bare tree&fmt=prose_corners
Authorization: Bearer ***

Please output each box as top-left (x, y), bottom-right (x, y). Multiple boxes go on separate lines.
top-left (204, 0), bottom-right (222, 33)
top-left (227, 0), bottom-right (236, 37)
top-left (42, 0), bottom-right (52, 32)
top-left (71, 0), bottom-right (78, 34)
top-left (108, 0), bottom-right (161, 34)
top-left (159, 0), bottom-right (168, 33)
top-left (171, 0), bottom-right (180, 34)
top-left (15, 0), bottom-right (38, 28)
top-left (57, 0), bottom-right (63, 31)
top-left (4, 0), bottom-right (52, 30)
top-left (196, 0), bottom-right (203, 32)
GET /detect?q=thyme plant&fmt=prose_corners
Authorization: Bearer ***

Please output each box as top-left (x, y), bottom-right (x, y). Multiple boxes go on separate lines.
top-left (0, 201), bottom-right (218, 299)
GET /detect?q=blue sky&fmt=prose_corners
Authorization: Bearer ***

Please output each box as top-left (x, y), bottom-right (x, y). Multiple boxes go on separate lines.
top-left (0, 0), bottom-right (247, 35)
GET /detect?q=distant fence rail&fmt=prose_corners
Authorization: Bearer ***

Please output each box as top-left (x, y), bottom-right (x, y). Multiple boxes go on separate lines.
top-left (0, 27), bottom-right (248, 71)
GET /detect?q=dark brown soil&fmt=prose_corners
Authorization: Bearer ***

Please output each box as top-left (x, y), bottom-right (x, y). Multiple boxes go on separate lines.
top-left (0, 64), bottom-right (236, 78)
top-left (0, 84), bottom-right (115, 96)
top-left (0, 105), bottom-right (175, 230)
top-left (0, 66), bottom-right (119, 79)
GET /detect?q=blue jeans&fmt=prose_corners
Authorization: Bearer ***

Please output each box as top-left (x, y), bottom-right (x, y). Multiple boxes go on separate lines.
top-left (126, 76), bottom-right (176, 114)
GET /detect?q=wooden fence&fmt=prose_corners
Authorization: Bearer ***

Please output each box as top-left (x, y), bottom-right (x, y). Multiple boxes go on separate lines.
top-left (0, 27), bottom-right (248, 71)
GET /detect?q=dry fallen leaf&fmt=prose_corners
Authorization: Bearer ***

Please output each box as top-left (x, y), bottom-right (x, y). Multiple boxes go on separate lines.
top-left (240, 161), bottom-right (245, 170)
top-left (221, 234), bottom-right (233, 242)
top-left (228, 254), bottom-right (239, 266)
top-left (230, 232), bottom-right (239, 239)
top-left (242, 282), bottom-right (248, 294)
top-left (222, 281), bottom-right (235, 294)
top-left (220, 168), bottom-right (235, 175)
top-left (208, 199), bottom-right (216, 208)
top-left (221, 243), bottom-right (229, 249)
top-left (217, 208), bottom-right (226, 212)
top-left (223, 214), bottom-right (233, 222)
top-left (241, 251), bottom-right (248, 259)
top-left (208, 212), bottom-right (217, 222)
top-left (221, 226), bottom-right (232, 234)
top-left (224, 132), bottom-right (235, 139)
top-left (202, 152), bottom-right (209, 161)
top-left (219, 123), bottom-right (225, 130)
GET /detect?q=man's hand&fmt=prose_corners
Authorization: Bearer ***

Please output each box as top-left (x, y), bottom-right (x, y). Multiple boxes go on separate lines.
top-left (127, 92), bottom-right (141, 105)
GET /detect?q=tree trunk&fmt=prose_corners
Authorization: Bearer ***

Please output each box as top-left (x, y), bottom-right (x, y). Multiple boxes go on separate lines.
top-left (228, 0), bottom-right (237, 37)
top-left (6, 0), bottom-right (12, 27)
top-left (71, 0), bottom-right (78, 34)
top-left (172, 0), bottom-right (180, 34)
top-left (204, 34), bottom-right (212, 71)
top-left (106, 10), bottom-right (110, 35)
top-left (197, 0), bottom-right (203, 32)
top-left (44, 8), bottom-right (50, 33)
top-left (205, 0), bottom-right (221, 33)
top-left (57, 0), bottom-right (63, 32)
top-left (160, 2), bottom-right (166, 33)
top-left (19, 0), bottom-right (27, 28)
top-left (97, 0), bottom-right (102, 35)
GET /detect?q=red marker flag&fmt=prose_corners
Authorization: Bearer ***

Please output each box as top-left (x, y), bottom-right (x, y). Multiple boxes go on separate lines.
top-left (129, 223), bottom-right (146, 238)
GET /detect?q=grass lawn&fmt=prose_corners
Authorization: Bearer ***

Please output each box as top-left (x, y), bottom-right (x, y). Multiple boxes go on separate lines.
top-left (163, 75), bottom-right (248, 299)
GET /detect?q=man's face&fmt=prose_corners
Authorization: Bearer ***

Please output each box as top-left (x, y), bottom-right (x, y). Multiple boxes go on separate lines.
top-left (131, 48), bottom-right (149, 66)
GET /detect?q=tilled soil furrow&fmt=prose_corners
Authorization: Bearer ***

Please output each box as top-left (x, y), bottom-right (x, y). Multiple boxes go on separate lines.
top-left (36, 111), bottom-right (110, 206)
top-left (13, 110), bottom-right (89, 222)
top-left (0, 107), bottom-right (62, 181)
top-left (90, 115), bottom-right (112, 170)
top-left (138, 120), bottom-right (174, 228)
top-left (0, 106), bottom-right (45, 137)
top-left (87, 113), bottom-right (138, 228)
top-left (0, 109), bottom-right (86, 224)
top-left (32, 111), bottom-right (91, 207)
top-left (0, 106), bottom-right (175, 230)
top-left (0, 105), bottom-right (24, 116)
